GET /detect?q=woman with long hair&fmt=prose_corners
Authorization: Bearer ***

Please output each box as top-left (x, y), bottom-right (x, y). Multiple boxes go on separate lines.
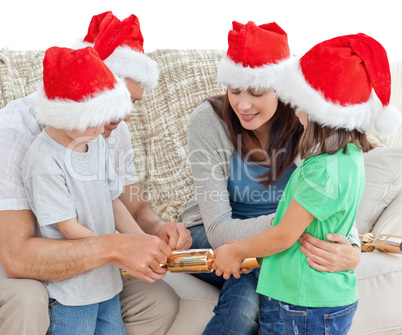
top-left (178, 21), bottom-right (361, 334)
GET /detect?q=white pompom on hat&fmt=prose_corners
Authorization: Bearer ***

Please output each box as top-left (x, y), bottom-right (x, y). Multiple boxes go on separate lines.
top-left (83, 11), bottom-right (159, 89)
top-left (36, 46), bottom-right (132, 132)
top-left (271, 33), bottom-right (402, 137)
top-left (217, 21), bottom-right (290, 90)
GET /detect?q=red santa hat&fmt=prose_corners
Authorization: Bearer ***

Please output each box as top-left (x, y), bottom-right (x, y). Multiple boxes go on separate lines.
top-left (36, 46), bottom-right (132, 132)
top-left (217, 21), bottom-right (290, 90)
top-left (271, 33), bottom-right (402, 136)
top-left (83, 11), bottom-right (159, 89)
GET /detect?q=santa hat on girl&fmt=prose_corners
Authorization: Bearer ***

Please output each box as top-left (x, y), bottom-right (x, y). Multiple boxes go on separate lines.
top-left (217, 21), bottom-right (290, 90)
top-left (271, 33), bottom-right (402, 136)
top-left (36, 46), bottom-right (132, 132)
top-left (83, 11), bottom-right (159, 89)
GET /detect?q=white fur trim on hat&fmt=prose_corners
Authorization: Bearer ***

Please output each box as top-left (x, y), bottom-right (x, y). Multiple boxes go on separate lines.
top-left (217, 55), bottom-right (281, 90)
top-left (271, 57), bottom-right (376, 132)
top-left (104, 46), bottom-right (159, 89)
top-left (36, 77), bottom-right (132, 132)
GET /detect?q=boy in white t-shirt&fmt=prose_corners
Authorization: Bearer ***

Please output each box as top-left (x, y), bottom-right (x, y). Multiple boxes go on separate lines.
top-left (22, 46), bottom-right (146, 335)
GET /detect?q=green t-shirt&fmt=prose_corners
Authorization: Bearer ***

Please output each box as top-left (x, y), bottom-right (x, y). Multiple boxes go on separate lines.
top-left (257, 144), bottom-right (364, 307)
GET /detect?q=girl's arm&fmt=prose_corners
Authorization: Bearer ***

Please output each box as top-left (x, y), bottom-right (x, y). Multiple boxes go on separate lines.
top-left (112, 197), bottom-right (144, 234)
top-left (213, 198), bottom-right (314, 279)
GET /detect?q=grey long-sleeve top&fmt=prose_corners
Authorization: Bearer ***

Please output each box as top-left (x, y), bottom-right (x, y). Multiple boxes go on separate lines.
top-left (178, 101), bottom-right (360, 249)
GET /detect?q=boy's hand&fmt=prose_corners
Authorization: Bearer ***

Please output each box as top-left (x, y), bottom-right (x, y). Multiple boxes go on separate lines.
top-left (112, 233), bottom-right (171, 283)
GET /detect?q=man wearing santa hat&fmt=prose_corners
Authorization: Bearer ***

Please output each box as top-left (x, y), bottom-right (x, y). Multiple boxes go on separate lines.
top-left (0, 12), bottom-right (189, 335)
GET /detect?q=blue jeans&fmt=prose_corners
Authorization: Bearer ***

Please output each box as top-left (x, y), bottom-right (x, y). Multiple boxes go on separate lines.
top-left (47, 294), bottom-right (126, 335)
top-left (189, 225), bottom-right (282, 334)
top-left (203, 269), bottom-right (282, 335)
top-left (274, 300), bottom-right (358, 335)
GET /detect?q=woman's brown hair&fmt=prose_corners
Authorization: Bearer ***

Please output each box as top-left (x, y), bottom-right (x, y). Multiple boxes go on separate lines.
top-left (206, 92), bottom-right (304, 186)
top-left (299, 121), bottom-right (373, 159)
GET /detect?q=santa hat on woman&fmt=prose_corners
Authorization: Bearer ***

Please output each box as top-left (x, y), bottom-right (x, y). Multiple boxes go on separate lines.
top-left (271, 33), bottom-right (402, 136)
top-left (217, 21), bottom-right (290, 90)
top-left (36, 46), bottom-right (132, 132)
top-left (82, 11), bottom-right (159, 89)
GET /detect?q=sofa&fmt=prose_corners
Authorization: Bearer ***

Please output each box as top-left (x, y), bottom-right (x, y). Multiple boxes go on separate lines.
top-left (1, 48), bottom-right (402, 335)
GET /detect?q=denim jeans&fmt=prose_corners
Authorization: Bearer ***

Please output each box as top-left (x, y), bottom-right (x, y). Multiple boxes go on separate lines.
top-left (47, 294), bottom-right (126, 335)
top-left (203, 269), bottom-right (282, 335)
top-left (275, 300), bottom-right (358, 335)
top-left (189, 225), bottom-right (283, 335)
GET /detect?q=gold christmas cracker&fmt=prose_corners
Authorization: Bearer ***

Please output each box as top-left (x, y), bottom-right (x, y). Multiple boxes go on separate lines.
top-left (359, 233), bottom-right (402, 254)
top-left (122, 248), bottom-right (260, 278)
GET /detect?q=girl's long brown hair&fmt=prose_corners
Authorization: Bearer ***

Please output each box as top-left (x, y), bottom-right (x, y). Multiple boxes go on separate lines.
top-left (206, 93), bottom-right (304, 186)
top-left (299, 122), bottom-right (373, 159)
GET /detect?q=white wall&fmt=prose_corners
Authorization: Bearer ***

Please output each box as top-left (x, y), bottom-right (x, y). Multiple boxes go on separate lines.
top-left (2, 0), bottom-right (401, 60)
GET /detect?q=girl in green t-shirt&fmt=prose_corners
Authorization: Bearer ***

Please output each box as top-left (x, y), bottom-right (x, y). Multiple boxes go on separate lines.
top-left (212, 33), bottom-right (401, 334)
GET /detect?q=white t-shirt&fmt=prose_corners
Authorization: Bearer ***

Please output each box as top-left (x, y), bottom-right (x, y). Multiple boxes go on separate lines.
top-left (0, 93), bottom-right (138, 211)
top-left (22, 131), bottom-right (123, 306)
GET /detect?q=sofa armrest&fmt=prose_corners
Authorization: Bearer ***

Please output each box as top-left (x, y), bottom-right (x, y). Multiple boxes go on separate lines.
top-left (371, 187), bottom-right (402, 237)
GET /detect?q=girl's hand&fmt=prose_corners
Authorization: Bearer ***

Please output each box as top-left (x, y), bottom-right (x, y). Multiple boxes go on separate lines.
top-left (212, 241), bottom-right (244, 279)
top-left (299, 233), bottom-right (361, 272)
top-left (240, 267), bottom-right (254, 275)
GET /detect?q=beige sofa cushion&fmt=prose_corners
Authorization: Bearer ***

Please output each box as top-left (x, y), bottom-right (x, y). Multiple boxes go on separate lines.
top-left (371, 187), bottom-right (402, 236)
top-left (356, 147), bottom-right (402, 233)
top-left (350, 252), bottom-right (402, 335)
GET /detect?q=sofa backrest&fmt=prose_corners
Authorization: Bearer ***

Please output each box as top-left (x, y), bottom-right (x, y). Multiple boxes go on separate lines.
top-left (0, 49), bottom-right (44, 108)
top-left (386, 60), bottom-right (402, 147)
top-left (126, 49), bottom-right (226, 219)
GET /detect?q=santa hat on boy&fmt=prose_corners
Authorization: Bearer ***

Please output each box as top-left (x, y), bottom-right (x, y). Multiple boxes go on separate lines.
top-left (271, 33), bottom-right (402, 136)
top-left (82, 11), bottom-right (159, 89)
top-left (217, 21), bottom-right (290, 90)
top-left (36, 46), bottom-right (132, 132)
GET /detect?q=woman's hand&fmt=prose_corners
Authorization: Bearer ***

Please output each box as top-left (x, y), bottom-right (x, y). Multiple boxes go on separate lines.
top-left (299, 233), bottom-right (361, 272)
